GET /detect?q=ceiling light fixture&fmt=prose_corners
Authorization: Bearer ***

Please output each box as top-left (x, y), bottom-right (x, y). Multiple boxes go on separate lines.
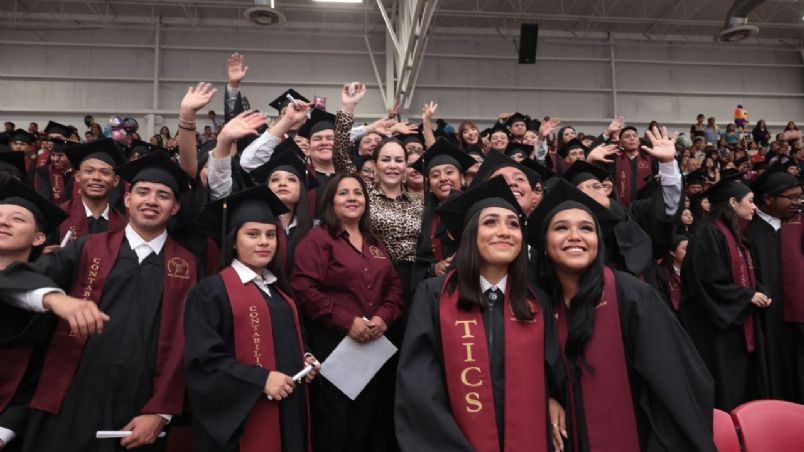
top-left (313, 0), bottom-right (364, 4)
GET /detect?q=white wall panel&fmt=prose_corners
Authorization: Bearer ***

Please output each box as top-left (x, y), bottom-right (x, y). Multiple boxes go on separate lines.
top-left (1, 26), bottom-right (801, 139)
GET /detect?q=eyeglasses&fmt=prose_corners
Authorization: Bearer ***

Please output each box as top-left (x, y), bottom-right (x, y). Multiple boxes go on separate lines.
top-left (774, 193), bottom-right (804, 203)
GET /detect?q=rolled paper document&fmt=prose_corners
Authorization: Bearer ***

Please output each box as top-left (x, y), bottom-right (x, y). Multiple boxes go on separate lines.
top-left (96, 431), bottom-right (166, 439)
top-left (292, 364), bottom-right (314, 384)
top-left (60, 230), bottom-right (73, 247)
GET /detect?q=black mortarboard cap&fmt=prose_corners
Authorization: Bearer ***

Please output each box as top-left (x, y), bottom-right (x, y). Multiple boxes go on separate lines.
top-left (436, 175), bottom-right (524, 241)
top-left (704, 171), bottom-right (751, 206)
top-left (49, 138), bottom-right (78, 154)
top-left (0, 152), bottom-right (26, 178)
top-left (0, 178), bottom-right (69, 233)
top-left (685, 170), bottom-right (705, 186)
top-left (116, 151), bottom-right (191, 195)
top-left (249, 146), bottom-right (318, 189)
top-left (66, 138), bottom-right (127, 170)
top-left (465, 145), bottom-right (484, 159)
top-left (526, 178), bottom-right (619, 250)
top-left (411, 137), bottom-right (476, 175)
top-left (268, 89), bottom-right (310, 113)
top-left (505, 112), bottom-right (528, 128)
top-left (297, 109), bottom-right (335, 139)
top-left (750, 164), bottom-right (801, 197)
top-left (471, 150), bottom-right (539, 188)
top-left (520, 158), bottom-right (555, 182)
top-left (489, 122), bottom-right (511, 137)
top-left (557, 138), bottom-right (588, 158)
top-left (505, 142), bottom-right (533, 159)
top-left (10, 129), bottom-right (35, 144)
top-left (399, 132), bottom-right (424, 146)
top-left (563, 160), bottom-right (611, 186)
top-left (193, 186), bottom-right (289, 259)
top-left (44, 121), bottom-right (72, 138)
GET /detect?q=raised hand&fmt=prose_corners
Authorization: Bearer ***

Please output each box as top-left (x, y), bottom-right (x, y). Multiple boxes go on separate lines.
top-left (606, 116), bottom-right (625, 135)
top-left (586, 143), bottom-right (620, 164)
top-left (226, 52), bottom-right (248, 87)
top-left (387, 100), bottom-right (400, 119)
top-left (421, 101), bottom-right (438, 121)
top-left (180, 82), bottom-right (218, 113)
top-left (642, 126), bottom-right (679, 163)
top-left (285, 100), bottom-right (311, 124)
top-left (218, 111), bottom-right (266, 142)
top-left (341, 82), bottom-right (367, 113)
top-left (390, 122), bottom-right (418, 135)
top-left (366, 117), bottom-right (395, 136)
top-left (539, 117), bottom-right (561, 139)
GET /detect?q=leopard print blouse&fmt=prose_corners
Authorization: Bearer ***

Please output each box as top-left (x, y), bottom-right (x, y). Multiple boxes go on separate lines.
top-left (333, 111), bottom-right (423, 262)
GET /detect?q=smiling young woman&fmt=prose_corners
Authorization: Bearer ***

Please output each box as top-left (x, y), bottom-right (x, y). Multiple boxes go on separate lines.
top-left (530, 179), bottom-right (714, 452)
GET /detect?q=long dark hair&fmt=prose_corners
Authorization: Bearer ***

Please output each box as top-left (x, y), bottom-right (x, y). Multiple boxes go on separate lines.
top-left (706, 195), bottom-right (748, 245)
top-left (536, 208), bottom-right (606, 370)
top-left (446, 209), bottom-right (533, 321)
top-left (221, 221), bottom-right (292, 294)
top-left (319, 173), bottom-right (377, 241)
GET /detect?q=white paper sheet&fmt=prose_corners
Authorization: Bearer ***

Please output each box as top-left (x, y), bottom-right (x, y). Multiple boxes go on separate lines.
top-left (319, 335), bottom-right (397, 400)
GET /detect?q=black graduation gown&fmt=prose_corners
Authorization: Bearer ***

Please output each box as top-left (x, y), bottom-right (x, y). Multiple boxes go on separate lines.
top-left (22, 237), bottom-right (176, 452)
top-left (644, 260), bottom-right (678, 315)
top-left (563, 271), bottom-right (714, 452)
top-left (184, 274), bottom-right (307, 452)
top-left (0, 264), bottom-right (60, 452)
top-left (679, 223), bottom-right (765, 411)
top-left (745, 216), bottom-right (786, 399)
top-left (394, 277), bottom-right (561, 452)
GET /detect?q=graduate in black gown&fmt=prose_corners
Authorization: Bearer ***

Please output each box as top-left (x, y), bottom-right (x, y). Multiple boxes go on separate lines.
top-left (185, 185), bottom-right (320, 452)
top-left (396, 176), bottom-right (565, 452)
top-left (248, 140), bottom-right (316, 274)
top-left (744, 168), bottom-right (803, 401)
top-left (645, 234), bottom-right (689, 314)
top-left (530, 179), bottom-right (714, 452)
top-left (0, 179), bottom-right (107, 452)
top-left (412, 137), bottom-right (476, 281)
top-left (680, 174), bottom-right (773, 411)
top-left (13, 152), bottom-right (199, 452)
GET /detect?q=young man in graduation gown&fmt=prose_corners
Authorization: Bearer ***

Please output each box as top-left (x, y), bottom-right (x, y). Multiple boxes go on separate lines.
top-left (569, 126), bottom-right (683, 277)
top-left (11, 152), bottom-right (198, 452)
top-left (603, 126), bottom-right (659, 206)
top-left (746, 168), bottom-right (804, 402)
top-left (8, 129), bottom-right (38, 183)
top-left (48, 139), bottom-right (128, 245)
top-left (0, 179), bottom-right (109, 451)
top-left (33, 138), bottom-right (78, 204)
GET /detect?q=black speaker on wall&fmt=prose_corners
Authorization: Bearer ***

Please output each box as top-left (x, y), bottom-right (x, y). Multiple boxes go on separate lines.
top-left (518, 23), bottom-right (538, 64)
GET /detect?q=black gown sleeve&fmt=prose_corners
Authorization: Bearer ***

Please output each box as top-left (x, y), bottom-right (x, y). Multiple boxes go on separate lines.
top-left (395, 278), bottom-right (474, 452)
top-left (616, 272), bottom-right (716, 452)
top-left (30, 236), bottom-right (86, 290)
top-left (183, 276), bottom-right (270, 450)
top-left (681, 224), bottom-right (755, 330)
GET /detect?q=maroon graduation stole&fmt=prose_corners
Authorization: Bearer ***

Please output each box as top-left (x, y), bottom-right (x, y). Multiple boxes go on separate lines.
top-left (549, 153), bottom-right (570, 175)
top-left (713, 220), bottom-right (757, 352)
top-left (614, 151), bottom-right (653, 206)
top-left (57, 197), bottom-right (127, 242)
top-left (780, 214), bottom-right (804, 322)
top-left (35, 150), bottom-right (49, 168)
top-left (430, 213), bottom-right (444, 262)
top-left (30, 228), bottom-right (196, 414)
top-left (438, 272), bottom-right (547, 451)
top-left (276, 225), bottom-right (289, 273)
top-left (47, 165), bottom-right (67, 202)
top-left (0, 347), bottom-right (33, 411)
top-left (663, 260), bottom-right (681, 311)
top-left (219, 266), bottom-right (311, 452)
top-left (556, 267), bottom-right (640, 452)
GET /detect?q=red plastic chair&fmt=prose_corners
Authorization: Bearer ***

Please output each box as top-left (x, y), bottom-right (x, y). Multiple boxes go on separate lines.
top-left (713, 408), bottom-right (741, 452)
top-left (731, 400), bottom-right (804, 452)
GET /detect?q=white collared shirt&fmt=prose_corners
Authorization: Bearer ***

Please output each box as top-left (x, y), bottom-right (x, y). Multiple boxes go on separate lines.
top-left (83, 200), bottom-right (110, 220)
top-left (125, 224), bottom-right (167, 264)
top-left (756, 209), bottom-right (781, 232)
top-left (231, 259), bottom-right (277, 296)
top-left (479, 275), bottom-right (507, 295)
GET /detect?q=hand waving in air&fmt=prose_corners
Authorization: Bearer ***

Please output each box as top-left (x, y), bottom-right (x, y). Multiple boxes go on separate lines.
top-left (642, 126), bottom-right (679, 163)
top-left (226, 52), bottom-right (249, 87)
top-left (180, 82), bottom-right (217, 113)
